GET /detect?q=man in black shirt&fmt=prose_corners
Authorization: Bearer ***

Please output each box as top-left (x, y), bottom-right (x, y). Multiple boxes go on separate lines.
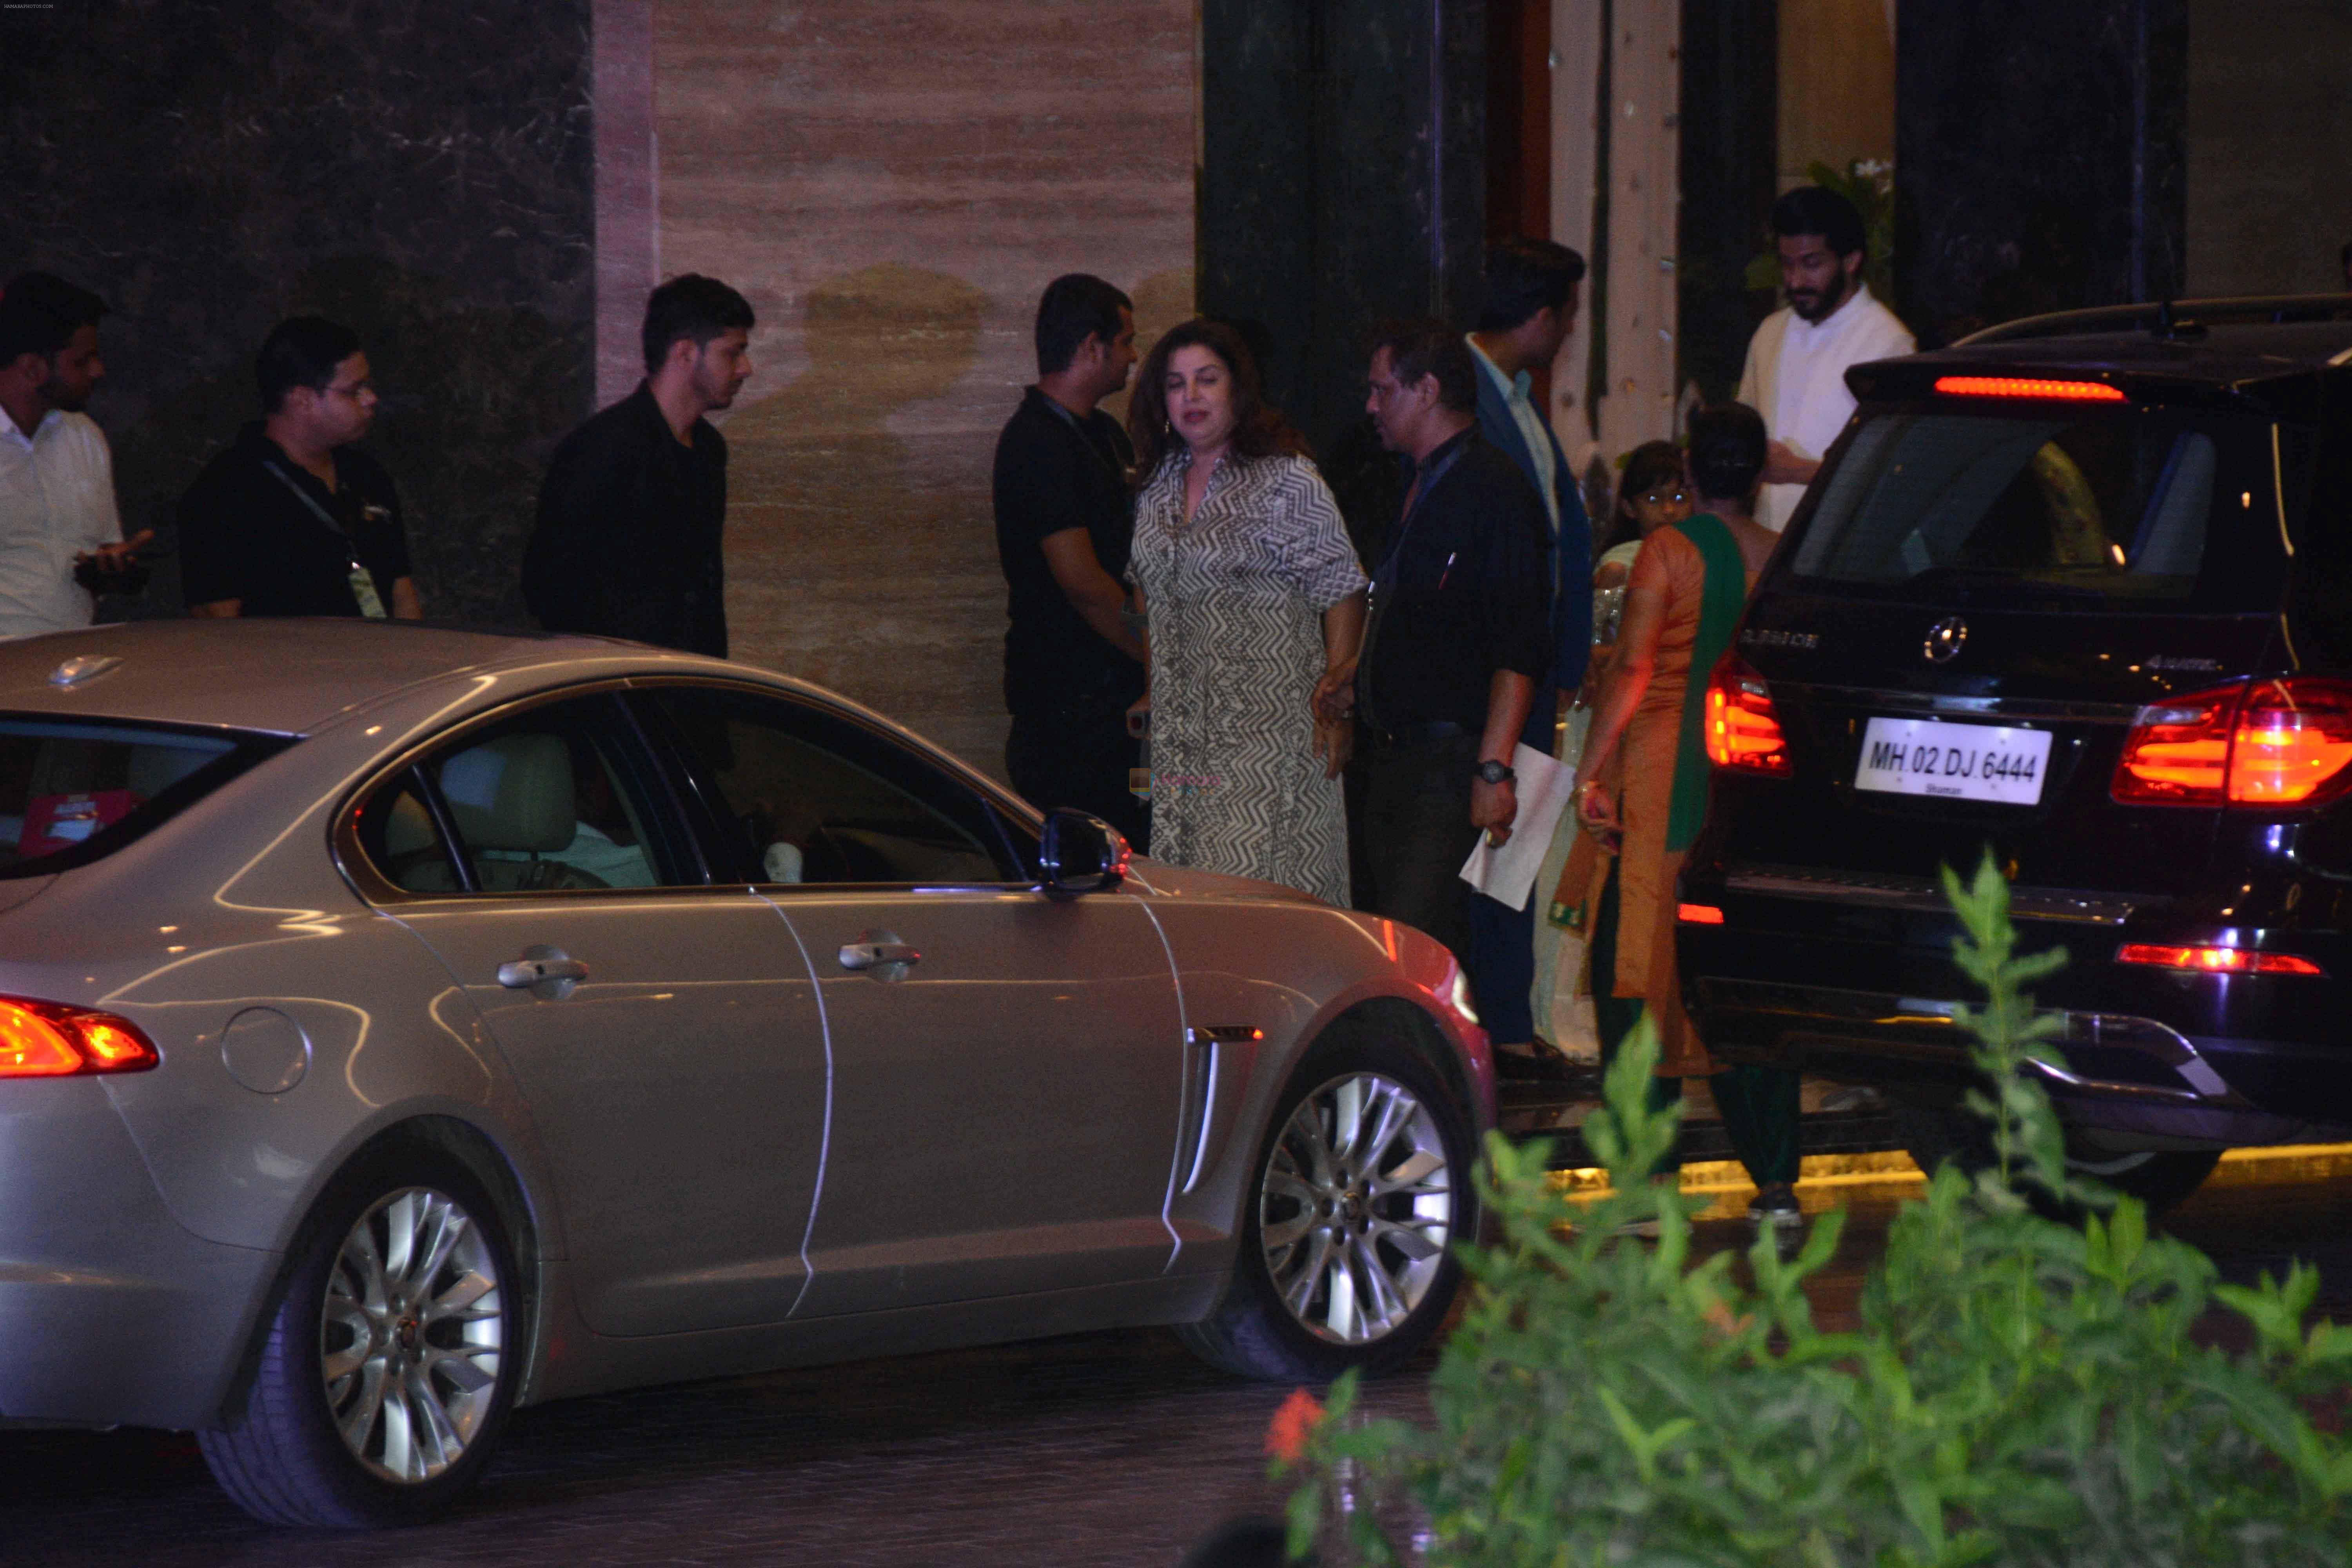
top-left (1319, 323), bottom-right (1549, 969)
top-left (522, 275), bottom-right (753, 657)
top-left (992, 273), bottom-right (1148, 847)
top-left (180, 317), bottom-right (420, 621)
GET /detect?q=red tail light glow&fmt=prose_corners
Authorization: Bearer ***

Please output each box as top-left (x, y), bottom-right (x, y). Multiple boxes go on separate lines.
top-left (1933, 376), bottom-right (2128, 403)
top-left (0, 999), bottom-right (159, 1078)
top-left (2116, 944), bottom-right (2324, 977)
top-left (1704, 653), bottom-right (1793, 776)
top-left (1677, 903), bottom-right (1726, 925)
top-left (2112, 679), bottom-right (2352, 807)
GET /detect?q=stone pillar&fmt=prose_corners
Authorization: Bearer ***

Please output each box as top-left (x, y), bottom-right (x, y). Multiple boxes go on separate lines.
top-left (1593, 0), bottom-right (1682, 461)
top-left (1198, 0), bottom-right (1489, 547)
top-left (1551, 0), bottom-right (1605, 454)
top-left (1896, 0), bottom-right (2187, 346)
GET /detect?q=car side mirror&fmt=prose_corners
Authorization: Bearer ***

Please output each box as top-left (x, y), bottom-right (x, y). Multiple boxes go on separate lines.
top-left (1039, 808), bottom-right (1129, 900)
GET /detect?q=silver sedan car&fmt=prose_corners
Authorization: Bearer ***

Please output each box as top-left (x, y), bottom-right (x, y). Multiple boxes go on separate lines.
top-left (0, 620), bottom-right (1493, 1527)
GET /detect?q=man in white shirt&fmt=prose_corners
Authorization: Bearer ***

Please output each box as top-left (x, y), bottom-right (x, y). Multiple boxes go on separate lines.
top-left (0, 273), bottom-right (145, 636)
top-left (1736, 187), bottom-right (1915, 531)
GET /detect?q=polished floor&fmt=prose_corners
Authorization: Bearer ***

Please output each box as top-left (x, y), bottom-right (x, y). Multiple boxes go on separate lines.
top-left (10, 1154), bottom-right (2350, 1567)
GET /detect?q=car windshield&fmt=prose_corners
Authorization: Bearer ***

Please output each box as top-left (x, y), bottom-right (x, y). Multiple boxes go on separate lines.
top-left (1788, 406), bottom-right (2292, 612)
top-left (0, 718), bottom-right (286, 878)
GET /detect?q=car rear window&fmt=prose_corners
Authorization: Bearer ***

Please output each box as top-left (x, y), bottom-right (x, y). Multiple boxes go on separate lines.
top-left (0, 718), bottom-right (287, 878)
top-left (1788, 406), bottom-right (2292, 612)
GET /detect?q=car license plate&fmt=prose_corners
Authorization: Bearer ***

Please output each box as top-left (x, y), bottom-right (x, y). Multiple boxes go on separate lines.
top-left (1854, 717), bottom-right (2051, 806)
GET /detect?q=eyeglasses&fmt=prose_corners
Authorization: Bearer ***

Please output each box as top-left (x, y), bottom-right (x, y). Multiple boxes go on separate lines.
top-left (320, 379), bottom-right (374, 400)
top-left (1632, 488), bottom-right (1687, 507)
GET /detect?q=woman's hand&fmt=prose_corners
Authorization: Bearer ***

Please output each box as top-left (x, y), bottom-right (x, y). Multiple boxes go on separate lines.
top-left (1575, 777), bottom-right (1621, 850)
top-left (1312, 657), bottom-right (1357, 722)
top-left (1313, 714), bottom-right (1354, 779)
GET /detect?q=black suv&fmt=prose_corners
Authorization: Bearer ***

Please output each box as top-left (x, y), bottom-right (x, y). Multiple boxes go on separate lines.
top-left (1677, 296), bottom-right (2352, 1209)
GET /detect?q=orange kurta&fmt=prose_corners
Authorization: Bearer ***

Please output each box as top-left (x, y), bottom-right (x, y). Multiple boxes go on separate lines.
top-left (1575, 526), bottom-right (1758, 1074)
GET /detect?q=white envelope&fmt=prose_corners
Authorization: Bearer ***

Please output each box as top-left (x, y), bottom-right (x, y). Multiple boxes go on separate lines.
top-left (1458, 742), bottom-right (1576, 913)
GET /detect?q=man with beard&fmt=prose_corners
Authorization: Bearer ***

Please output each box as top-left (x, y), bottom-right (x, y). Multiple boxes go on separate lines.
top-left (1737, 186), bottom-right (1913, 532)
top-left (0, 272), bottom-right (146, 635)
top-left (524, 274), bottom-right (754, 656)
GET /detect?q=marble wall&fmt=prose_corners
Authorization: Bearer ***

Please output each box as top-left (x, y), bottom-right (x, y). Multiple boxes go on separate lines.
top-left (0, 0), bottom-right (596, 626)
top-left (639, 0), bottom-right (1196, 775)
top-left (1895, 0), bottom-right (2187, 347)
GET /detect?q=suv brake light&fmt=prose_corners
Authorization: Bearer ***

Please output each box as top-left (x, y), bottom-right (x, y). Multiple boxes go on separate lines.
top-left (2113, 679), bottom-right (2352, 807)
top-left (1704, 653), bottom-right (1792, 775)
top-left (0, 998), bottom-right (159, 1078)
top-left (1932, 376), bottom-right (2128, 403)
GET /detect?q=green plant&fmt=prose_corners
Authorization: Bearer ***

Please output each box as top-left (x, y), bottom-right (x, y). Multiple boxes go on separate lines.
top-left (1283, 853), bottom-right (2352, 1565)
top-left (1746, 158), bottom-right (1896, 307)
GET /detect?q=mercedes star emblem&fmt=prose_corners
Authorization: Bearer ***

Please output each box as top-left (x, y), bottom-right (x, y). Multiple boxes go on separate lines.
top-left (1923, 617), bottom-right (1968, 663)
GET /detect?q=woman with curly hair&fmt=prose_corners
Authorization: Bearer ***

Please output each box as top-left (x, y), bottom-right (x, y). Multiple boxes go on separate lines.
top-left (1124, 319), bottom-right (1366, 904)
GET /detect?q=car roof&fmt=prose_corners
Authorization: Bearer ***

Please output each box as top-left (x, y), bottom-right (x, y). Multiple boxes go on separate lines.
top-left (1848, 297), bottom-right (2352, 406)
top-left (0, 619), bottom-right (757, 735)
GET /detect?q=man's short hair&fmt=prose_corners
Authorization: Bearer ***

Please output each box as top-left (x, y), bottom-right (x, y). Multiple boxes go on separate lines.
top-left (1476, 238), bottom-right (1587, 332)
top-left (1689, 402), bottom-right (1768, 501)
top-left (1034, 274), bottom-right (1132, 376)
top-left (641, 274), bottom-right (755, 374)
top-left (1771, 186), bottom-right (1866, 260)
top-left (1370, 321), bottom-right (1478, 414)
top-left (256, 316), bottom-right (363, 414)
top-left (0, 272), bottom-right (108, 364)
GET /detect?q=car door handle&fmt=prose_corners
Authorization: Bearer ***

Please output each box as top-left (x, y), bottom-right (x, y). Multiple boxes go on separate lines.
top-left (838, 940), bottom-right (921, 972)
top-left (499, 954), bottom-right (591, 989)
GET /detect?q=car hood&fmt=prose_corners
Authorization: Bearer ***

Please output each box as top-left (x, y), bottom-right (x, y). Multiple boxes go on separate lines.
top-left (1127, 857), bottom-right (1327, 906)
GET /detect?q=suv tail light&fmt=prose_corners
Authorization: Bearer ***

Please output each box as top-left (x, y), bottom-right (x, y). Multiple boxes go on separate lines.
top-left (1704, 653), bottom-right (1792, 776)
top-left (0, 998), bottom-right (159, 1078)
top-left (2112, 679), bottom-right (2352, 807)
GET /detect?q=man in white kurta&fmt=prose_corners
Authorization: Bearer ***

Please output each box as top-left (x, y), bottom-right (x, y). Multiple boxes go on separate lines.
top-left (0, 273), bottom-right (134, 636)
top-left (1736, 187), bottom-right (1915, 532)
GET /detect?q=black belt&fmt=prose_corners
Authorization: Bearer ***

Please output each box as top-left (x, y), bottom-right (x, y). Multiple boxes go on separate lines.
top-left (1359, 718), bottom-right (1473, 750)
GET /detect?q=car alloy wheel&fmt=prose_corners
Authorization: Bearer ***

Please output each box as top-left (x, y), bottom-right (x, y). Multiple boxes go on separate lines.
top-left (321, 1186), bottom-right (506, 1484)
top-left (1259, 1071), bottom-right (1455, 1345)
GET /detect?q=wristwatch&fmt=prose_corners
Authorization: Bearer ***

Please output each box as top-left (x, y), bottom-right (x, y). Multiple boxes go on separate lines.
top-left (1472, 759), bottom-right (1517, 786)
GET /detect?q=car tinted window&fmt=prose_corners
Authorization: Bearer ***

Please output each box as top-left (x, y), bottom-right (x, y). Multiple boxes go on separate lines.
top-left (409, 695), bottom-right (692, 893)
top-left (352, 769), bottom-right (464, 893)
top-left (1788, 407), bottom-right (2286, 612)
top-left (0, 718), bottom-right (283, 879)
top-left (642, 686), bottom-right (1016, 886)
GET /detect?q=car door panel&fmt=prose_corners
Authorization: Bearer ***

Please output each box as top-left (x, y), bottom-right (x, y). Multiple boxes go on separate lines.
top-left (392, 893), bottom-right (827, 1336)
top-left (356, 692), bottom-right (829, 1338)
top-left (630, 681), bottom-right (1186, 1318)
top-left (776, 887), bottom-right (1183, 1316)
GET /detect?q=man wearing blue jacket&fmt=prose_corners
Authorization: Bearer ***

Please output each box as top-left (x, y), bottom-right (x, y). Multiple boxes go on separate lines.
top-left (1466, 238), bottom-right (1592, 1079)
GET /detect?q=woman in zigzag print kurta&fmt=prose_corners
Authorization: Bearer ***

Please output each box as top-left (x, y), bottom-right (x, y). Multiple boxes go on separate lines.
top-left (1127, 321), bottom-right (1368, 906)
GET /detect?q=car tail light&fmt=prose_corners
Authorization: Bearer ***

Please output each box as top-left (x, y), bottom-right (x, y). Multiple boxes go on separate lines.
top-left (2116, 943), bottom-right (2325, 977)
top-left (2227, 680), bottom-right (2352, 804)
top-left (1932, 376), bottom-right (2128, 403)
top-left (0, 998), bottom-right (160, 1078)
top-left (2113, 679), bottom-right (2352, 807)
top-left (2113, 686), bottom-right (2237, 803)
top-left (1677, 903), bottom-right (1725, 924)
top-left (1704, 653), bottom-right (1792, 776)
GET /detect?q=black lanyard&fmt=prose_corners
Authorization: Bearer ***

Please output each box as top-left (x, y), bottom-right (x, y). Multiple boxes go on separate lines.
top-left (260, 459), bottom-right (359, 555)
top-left (1038, 395), bottom-right (1135, 489)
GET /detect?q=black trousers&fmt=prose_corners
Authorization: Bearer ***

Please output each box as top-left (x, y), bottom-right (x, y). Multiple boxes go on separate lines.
top-left (1006, 709), bottom-right (1150, 853)
top-left (1352, 731), bottom-right (1481, 964)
